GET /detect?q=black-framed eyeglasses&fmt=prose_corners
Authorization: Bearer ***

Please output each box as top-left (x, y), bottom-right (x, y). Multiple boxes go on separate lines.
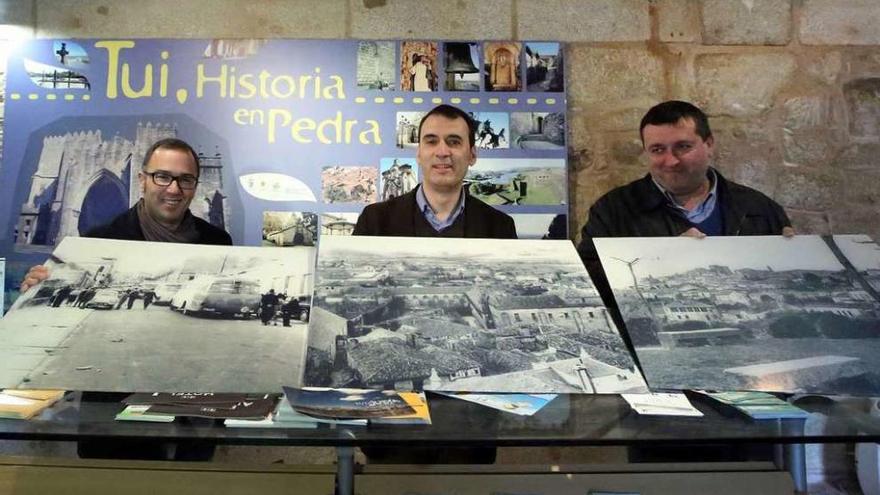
top-left (142, 171), bottom-right (199, 190)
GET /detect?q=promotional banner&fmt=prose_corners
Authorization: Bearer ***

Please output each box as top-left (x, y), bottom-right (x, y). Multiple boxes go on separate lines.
top-left (0, 39), bottom-right (568, 310)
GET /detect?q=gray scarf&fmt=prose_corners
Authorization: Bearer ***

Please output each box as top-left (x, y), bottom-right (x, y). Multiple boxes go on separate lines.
top-left (136, 199), bottom-right (200, 243)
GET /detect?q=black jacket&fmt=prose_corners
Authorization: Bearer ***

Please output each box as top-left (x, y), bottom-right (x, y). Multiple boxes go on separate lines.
top-left (353, 187), bottom-right (517, 239)
top-left (85, 205), bottom-right (232, 245)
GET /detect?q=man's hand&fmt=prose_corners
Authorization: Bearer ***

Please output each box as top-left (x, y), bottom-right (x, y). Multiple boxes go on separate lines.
top-left (20, 265), bottom-right (50, 293)
top-left (782, 226), bottom-right (796, 238)
top-left (680, 227), bottom-right (706, 239)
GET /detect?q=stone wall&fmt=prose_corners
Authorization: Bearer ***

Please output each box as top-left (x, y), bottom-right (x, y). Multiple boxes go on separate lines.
top-left (3, 0), bottom-right (879, 241)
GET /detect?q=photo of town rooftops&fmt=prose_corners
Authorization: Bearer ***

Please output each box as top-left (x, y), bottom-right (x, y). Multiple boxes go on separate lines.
top-left (304, 236), bottom-right (648, 394)
top-left (597, 234), bottom-right (880, 397)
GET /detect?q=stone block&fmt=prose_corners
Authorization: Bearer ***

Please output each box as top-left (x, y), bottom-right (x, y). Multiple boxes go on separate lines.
top-left (351, 0), bottom-right (511, 40)
top-left (655, 0), bottom-right (701, 43)
top-left (702, 0), bottom-right (791, 45)
top-left (781, 96), bottom-right (846, 167)
top-left (833, 143), bottom-right (880, 172)
top-left (843, 78), bottom-right (880, 138)
top-left (695, 53), bottom-right (796, 117)
top-left (714, 159), bottom-right (780, 200)
top-left (36, 0), bottom-right (347, 38)
top-left (782, 95), bottom-right (845, 131)
top-left (842, 169), bottom-right (880, 208)
top-left (711, 117), bottom-right (784, 196)
top-left (518, 0), bottom-right (649, 42)
top-left (775, 168), bottom-right (840, 210)
top-left (568, 46), bottom-right (664, 111)
top-left (1, 0), bottom-right (34, 34)
top-left (804, 51), bottom-right (843, 85)
top-left (830, 203), bottom-right (880, 240)
top-left (786, 209), bottom-right (832, 235)
top-left (783, 129), bottom-right (838, 168)
top-left (801, 0), bottom-right (880, 46)
top-left (594, 107), bottom-right (649, 132)
top-left (606, 131), bottom-right (644, 170)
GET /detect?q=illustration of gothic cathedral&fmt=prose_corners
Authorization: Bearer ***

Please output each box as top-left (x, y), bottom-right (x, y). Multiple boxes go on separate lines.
top-left (14, 122), bottom-right (229, 247)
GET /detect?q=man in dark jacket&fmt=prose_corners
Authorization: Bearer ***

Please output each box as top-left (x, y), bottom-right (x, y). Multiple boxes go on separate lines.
top-left (577, 100), bottom-right (792, 463)
top-left (577, 100), bottom-right (793, 307)
top-left (354, 104), bottom-right (516, 239)
top-left (354, 104), bottom-right (512, 465)
top-left (20, 137), bottom-right (230, 462)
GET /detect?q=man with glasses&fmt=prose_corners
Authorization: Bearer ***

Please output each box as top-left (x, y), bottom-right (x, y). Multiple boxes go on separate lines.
top-left (85, 138), bottom-right (231, 244)
top-left (577, 100), bottom-right (792, 301)
top-left (21, 138), bottom-right (231, 291)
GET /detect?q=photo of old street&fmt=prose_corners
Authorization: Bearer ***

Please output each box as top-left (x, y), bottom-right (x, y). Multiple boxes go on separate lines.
top-left (0, 237), bottom-right (314, 393)
top-left (305, 236), bottom-right (647, 394)
top-left (597, 235), bottom-right (880, 396)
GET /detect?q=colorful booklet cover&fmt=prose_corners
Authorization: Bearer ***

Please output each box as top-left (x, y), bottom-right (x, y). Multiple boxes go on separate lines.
top-left (437, 392), bottom-right (557, 416)
top-left (283, 387), bottom-right (430, 424)
top-left (698, 390), bottom-right (809, 419)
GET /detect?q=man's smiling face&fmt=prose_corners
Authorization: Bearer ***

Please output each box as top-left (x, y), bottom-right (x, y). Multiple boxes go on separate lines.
top-left (416, 114), bottom-right (476, 195)
top-left (138, 147), bottom-right (198, 228)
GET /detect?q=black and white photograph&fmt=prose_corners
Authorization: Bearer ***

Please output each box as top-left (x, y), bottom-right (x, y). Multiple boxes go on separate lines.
top-left (595, 235), bottom-right (880, 396)
top-left (469, 112), bottom-right (509, 149)
top-left (511, 112), bottom-right (565, 150)
top-left (304, 236), bottom-right (647, 394)
top-left (443, 42), bottom-right (480, 91)
top-left (525, 42), bottom-right (563, 92)
top-left (395, 111), bottom-right (425, 149)
top-left (466, 158), bottom-right (566, 206)
top-left (320, 212), bottom-right (359, 237)
top-left (0, 237), bottom-right (316, 392)
top-left (357, 41), bottom-right (396, 91)
top-left (262, 211), bottom-right (318, 247)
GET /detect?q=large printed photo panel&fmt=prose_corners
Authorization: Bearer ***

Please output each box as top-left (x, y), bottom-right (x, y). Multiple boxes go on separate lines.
top-left (596, 235), bottom-right (880, 396)
top-left (0, 237), bottom-right (315, 393)
top-left (304, 236), bottom-right (647, 394)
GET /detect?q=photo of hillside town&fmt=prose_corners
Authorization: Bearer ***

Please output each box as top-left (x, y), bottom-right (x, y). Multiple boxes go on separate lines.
top-left (596, 235), bottom-right (880, 396)
top-left (304, 236), bottom-right (647, 394)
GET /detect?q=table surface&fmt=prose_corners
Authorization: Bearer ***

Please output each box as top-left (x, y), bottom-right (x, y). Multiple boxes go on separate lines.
top-left (2, 391), bottom-right (880, 448)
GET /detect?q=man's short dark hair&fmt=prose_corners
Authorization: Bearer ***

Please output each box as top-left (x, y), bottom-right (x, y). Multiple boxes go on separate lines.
top-left (418, 104), bottom-right (477, 148)
top-left (639, 100), bottom-right (712, 143)
top-left (141, 138), bottom-right (201, 176)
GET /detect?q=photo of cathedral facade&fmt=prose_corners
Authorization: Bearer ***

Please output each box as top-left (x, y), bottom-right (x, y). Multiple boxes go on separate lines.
top-left (13, 122), bottom-right (230, 249)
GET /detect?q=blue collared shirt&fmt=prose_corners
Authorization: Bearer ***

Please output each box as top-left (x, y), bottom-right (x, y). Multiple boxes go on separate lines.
top-left (415, 185), bottom-right (466, 232)
top-left (652, 169), bottom-right (719, 224)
